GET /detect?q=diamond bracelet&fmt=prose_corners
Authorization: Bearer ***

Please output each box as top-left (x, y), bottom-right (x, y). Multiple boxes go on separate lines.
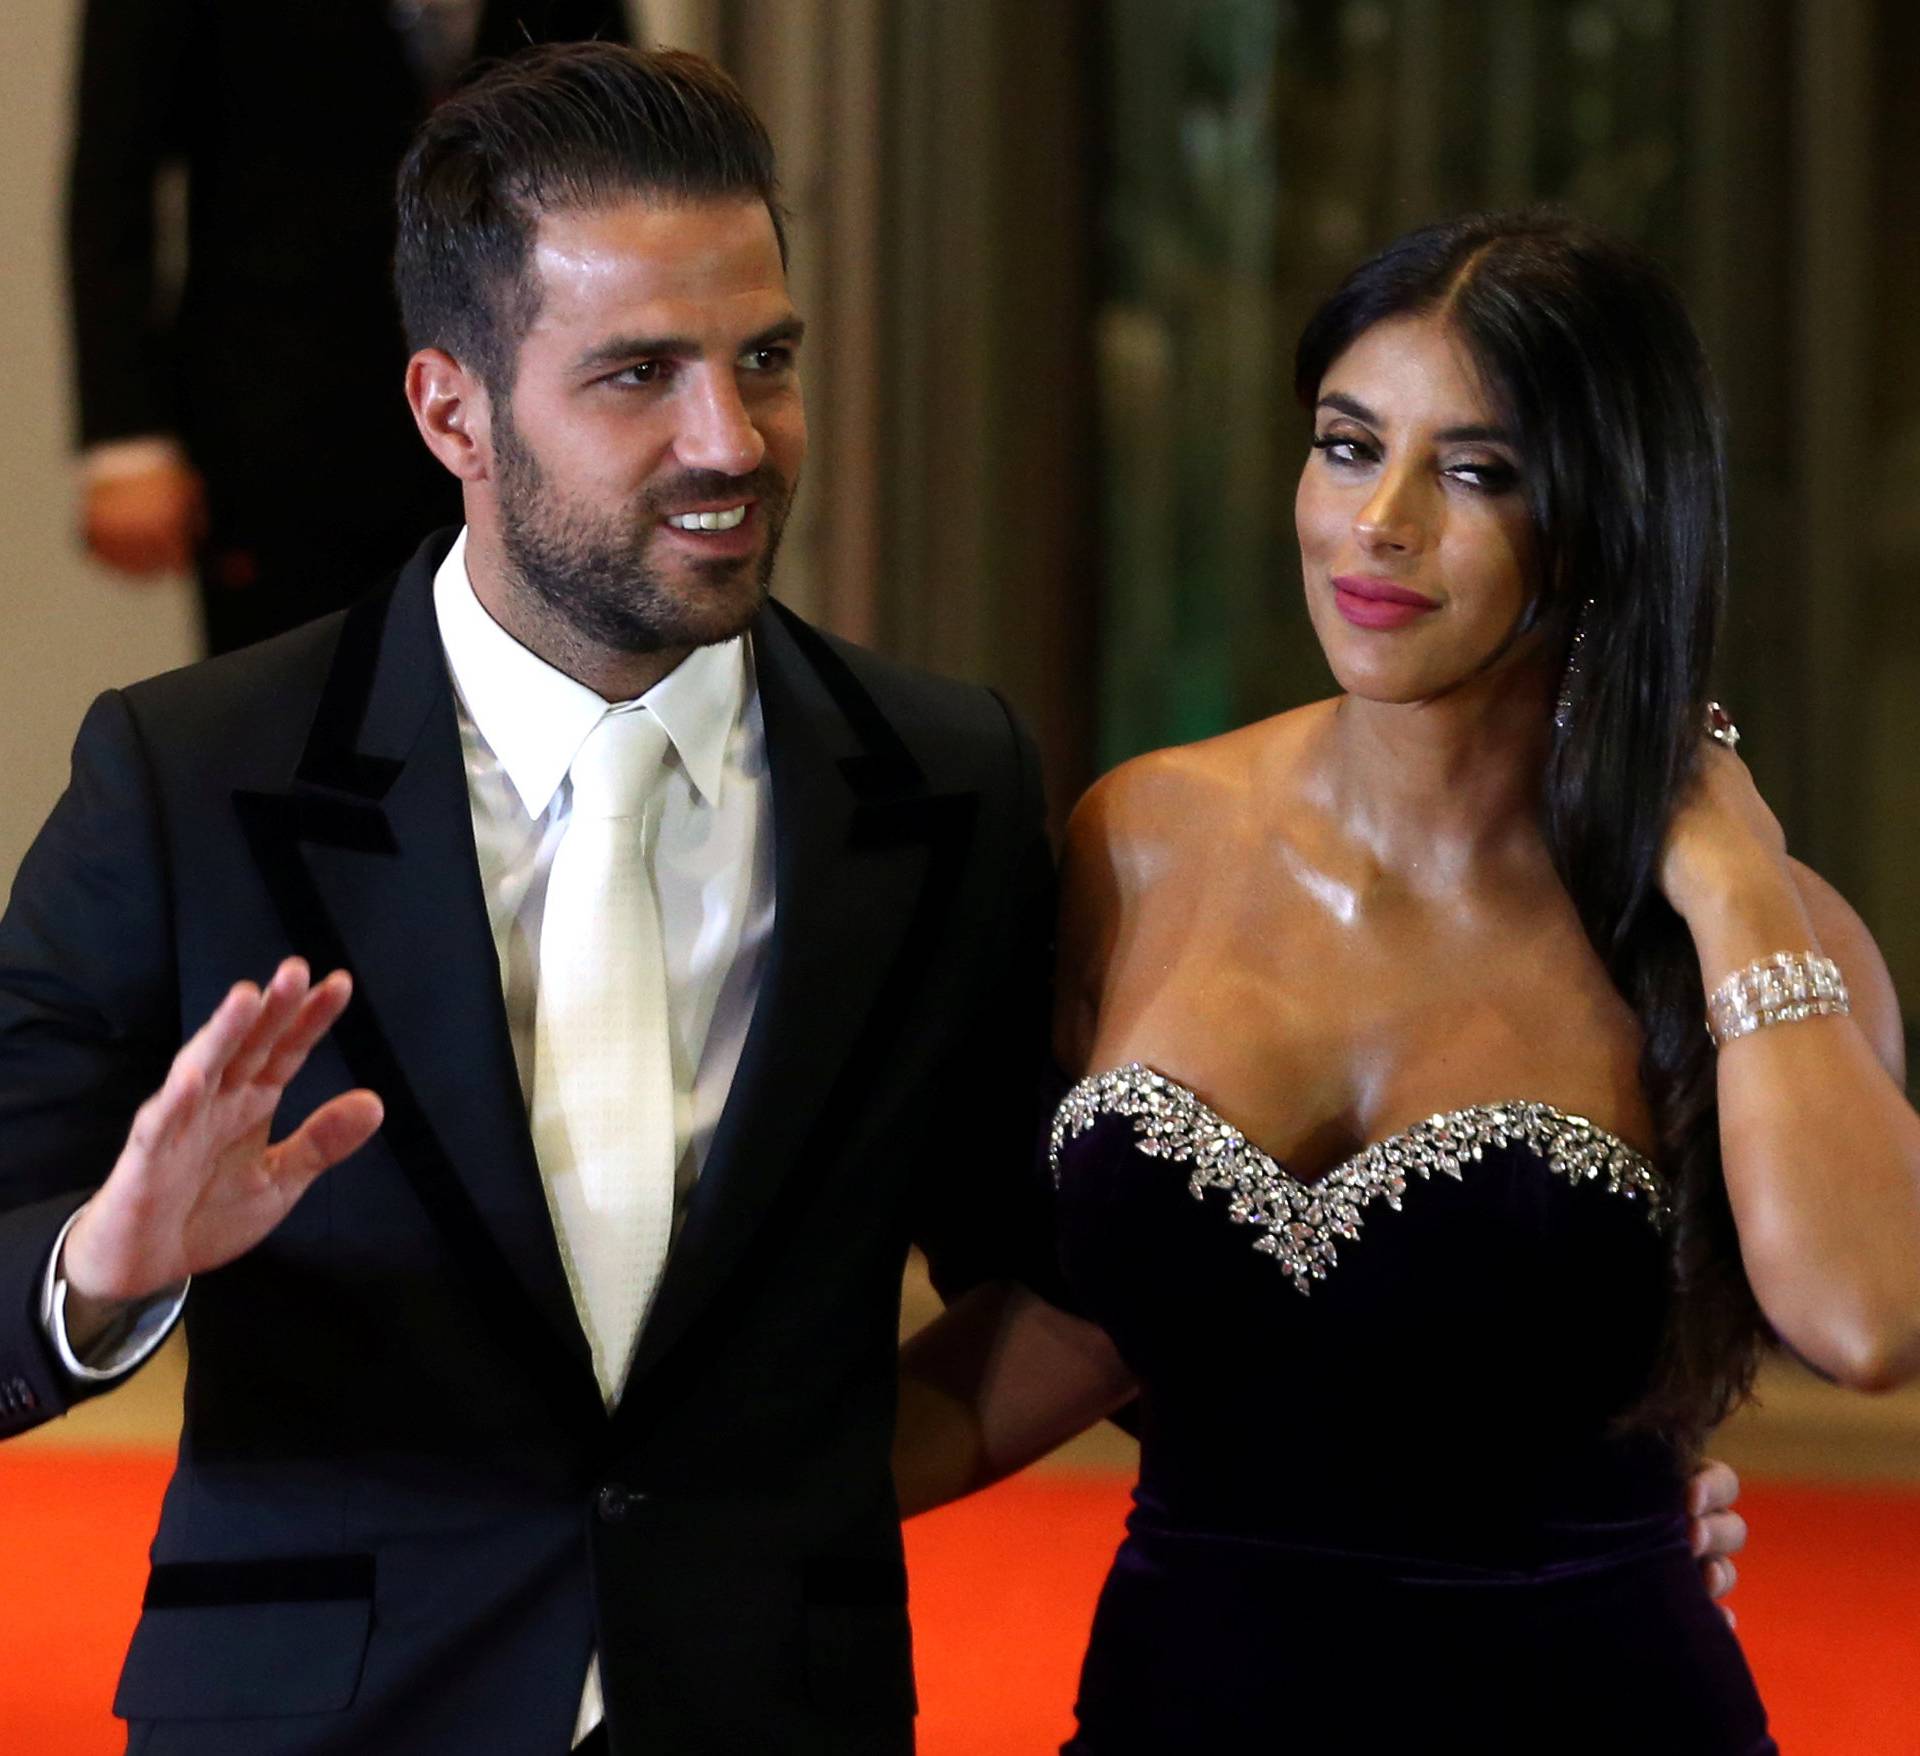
top-left (1706, 951), bottom-right (1850, 1048)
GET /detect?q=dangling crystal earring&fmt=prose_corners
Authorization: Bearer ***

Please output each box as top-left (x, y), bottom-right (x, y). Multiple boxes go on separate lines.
top-left (1553, 599), bottom-right (1594, 731)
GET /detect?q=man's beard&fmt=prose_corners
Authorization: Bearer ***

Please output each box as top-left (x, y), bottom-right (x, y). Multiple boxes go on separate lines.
top-left (492, 408), bottom-right (791, 655)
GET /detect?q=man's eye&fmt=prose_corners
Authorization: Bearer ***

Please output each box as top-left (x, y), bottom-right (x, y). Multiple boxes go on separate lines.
top-left (613, 361), bottom-right (663, 386)
top-left (740, 345), bottom-right (793, 372)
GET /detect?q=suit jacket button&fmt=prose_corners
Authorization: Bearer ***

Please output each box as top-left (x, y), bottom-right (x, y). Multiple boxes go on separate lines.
top-left (597, 1484), bottom-right (638, 1523)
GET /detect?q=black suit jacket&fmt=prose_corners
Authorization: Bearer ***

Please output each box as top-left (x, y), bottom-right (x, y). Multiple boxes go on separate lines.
top-left (66, 0), bottom-right (631, 548)
top-left (0, 535), bottom-right (1056, 1754)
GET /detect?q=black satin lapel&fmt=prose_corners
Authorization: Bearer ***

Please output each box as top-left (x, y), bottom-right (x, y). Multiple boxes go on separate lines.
top-left (620, 607), bottom-right (979, 1401)
top-left (237, 552), bottom-right (602, 1438)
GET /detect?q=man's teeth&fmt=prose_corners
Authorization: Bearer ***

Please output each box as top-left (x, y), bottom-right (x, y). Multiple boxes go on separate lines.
top-left (666, 506), bottom-right (748, 532)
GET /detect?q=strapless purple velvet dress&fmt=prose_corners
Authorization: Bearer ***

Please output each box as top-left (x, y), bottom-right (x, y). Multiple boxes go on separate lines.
top-left (1049, 1064), bottom-right (1775, 1754)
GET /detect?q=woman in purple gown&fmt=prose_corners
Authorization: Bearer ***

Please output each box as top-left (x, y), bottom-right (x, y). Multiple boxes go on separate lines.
top-left (896, 213), bottom-right (1920, 1753)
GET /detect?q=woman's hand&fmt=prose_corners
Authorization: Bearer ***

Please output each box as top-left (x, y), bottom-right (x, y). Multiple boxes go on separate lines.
top-left (1657, 742), bottom-right (1791, 927)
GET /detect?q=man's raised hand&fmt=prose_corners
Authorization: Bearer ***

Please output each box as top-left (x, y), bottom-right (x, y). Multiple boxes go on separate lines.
top-left (61, 959), bottom-right (382, 1327)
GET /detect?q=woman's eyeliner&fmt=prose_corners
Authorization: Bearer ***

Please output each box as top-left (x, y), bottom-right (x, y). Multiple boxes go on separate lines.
top-left (1311, 431), bottom-right (1517, 494)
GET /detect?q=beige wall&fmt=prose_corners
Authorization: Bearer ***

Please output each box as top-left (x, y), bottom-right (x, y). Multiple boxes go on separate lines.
top-left (0, 4), bottom-right (199, 892)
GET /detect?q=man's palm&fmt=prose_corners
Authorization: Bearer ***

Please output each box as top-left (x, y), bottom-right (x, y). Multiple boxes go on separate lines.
top-left (64, 960), bottom-right (383, 1303)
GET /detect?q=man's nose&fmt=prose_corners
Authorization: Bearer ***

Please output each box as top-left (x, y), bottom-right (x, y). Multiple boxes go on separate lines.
top-left (674, 370), bottom-right (766, 477)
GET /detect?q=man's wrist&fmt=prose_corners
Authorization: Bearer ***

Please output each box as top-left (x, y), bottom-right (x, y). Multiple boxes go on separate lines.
top-left (60, 1198), bottom-right (123, 1301)
top-left (61, 1283), bottom-right (131, 1356)
top-left (41, 1207), bottom-right (189, 1383)
top-left (50, 1207), bottom-right (141, 1351)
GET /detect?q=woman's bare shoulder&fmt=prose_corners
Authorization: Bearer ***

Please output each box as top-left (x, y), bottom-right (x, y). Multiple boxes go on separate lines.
top-left (1053, 706), bottom-right (1332, 1069)
top-left (1065, 704), bottom-right (1329, 873)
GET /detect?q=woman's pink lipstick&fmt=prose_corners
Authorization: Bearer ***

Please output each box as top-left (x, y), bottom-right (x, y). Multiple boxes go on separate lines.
top-left (1332, 574), bottom-right (1440, 630)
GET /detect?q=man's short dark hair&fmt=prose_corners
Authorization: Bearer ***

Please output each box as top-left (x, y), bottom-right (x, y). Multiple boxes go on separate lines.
top-left (394, 43), bottom-right (786, 391)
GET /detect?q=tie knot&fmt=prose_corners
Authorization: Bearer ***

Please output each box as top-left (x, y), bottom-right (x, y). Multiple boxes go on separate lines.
top-left (567, 709), bottom-right (671, 819)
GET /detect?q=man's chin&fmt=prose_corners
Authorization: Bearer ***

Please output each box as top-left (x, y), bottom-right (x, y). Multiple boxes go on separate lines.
top-left (679, 592), bottom-right (768, 651)
top-left (635, 563), bottom-right (770, 652)
top-left (679, 531), bottom-right (778, 600)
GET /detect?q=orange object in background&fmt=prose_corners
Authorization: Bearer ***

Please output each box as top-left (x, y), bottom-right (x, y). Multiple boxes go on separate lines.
top-left (3, 1455), bottom-right (1916, 1754)
top-left (3, 1452), bottom-right (165, 1756)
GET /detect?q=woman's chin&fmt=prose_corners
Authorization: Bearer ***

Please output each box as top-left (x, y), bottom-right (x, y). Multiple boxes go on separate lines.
top-left (1322, 639), bottom-right (1552, 716)
top-left (1322, 653), bottom-right (1449, 707)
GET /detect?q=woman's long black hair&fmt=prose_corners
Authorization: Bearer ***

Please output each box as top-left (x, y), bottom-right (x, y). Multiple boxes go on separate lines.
top-left (1294, 211), bottom-right (1762, 1455)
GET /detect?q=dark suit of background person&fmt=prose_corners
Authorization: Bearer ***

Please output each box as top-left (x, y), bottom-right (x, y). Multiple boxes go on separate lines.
top-left (0, 527), bottom-right (1055, 1753)
top-left (65, 0), bottom-right (632, 656)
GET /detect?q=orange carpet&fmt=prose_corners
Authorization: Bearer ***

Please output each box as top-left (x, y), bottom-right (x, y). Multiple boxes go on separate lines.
top-left (3, 1452), bottom-right (1916, 1753)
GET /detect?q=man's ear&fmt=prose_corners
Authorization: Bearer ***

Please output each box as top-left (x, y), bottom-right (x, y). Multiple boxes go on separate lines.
top-left (405, 348), bottom-right (494, 482)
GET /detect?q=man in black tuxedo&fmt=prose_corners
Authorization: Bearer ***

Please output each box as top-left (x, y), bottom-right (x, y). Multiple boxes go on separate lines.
top-left (7, 43), bottom-right (1052, 1753)
top-left (67, 0), bottom-right (631, 655)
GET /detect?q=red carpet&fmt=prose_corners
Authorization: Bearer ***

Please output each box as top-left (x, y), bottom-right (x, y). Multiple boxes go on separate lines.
top-left (4, 1452), bottom-right (1916, 1753)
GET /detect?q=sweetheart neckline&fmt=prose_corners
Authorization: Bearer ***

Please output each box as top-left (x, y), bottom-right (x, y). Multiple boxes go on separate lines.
top-left (1049, 1064), bottom-right (1667, 1294)
top-left (1057, 1061), bottom-right (1657, 1192)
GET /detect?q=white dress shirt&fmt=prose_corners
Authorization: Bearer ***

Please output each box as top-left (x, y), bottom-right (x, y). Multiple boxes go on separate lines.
top-left (435, 529), bottom-right (775, 1744)
top-left (435, 529), bottom-right (775, 1225)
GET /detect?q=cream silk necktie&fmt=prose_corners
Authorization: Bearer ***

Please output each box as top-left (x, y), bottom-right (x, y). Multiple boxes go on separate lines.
top-left (531, 707), bottom-right (678, 1406)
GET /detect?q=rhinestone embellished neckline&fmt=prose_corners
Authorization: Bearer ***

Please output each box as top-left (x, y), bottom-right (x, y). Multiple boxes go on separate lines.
top-left (1049, 1063), bottom-right (1669, 1294)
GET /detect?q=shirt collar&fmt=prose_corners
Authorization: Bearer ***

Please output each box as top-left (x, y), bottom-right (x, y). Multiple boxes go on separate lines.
top-left (432, 527), bottom-right (747, 820)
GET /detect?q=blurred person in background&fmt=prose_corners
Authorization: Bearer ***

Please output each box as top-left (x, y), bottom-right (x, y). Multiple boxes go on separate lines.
top-left (895, 211), bottom-right (1920, 1754)
top-left (66, 0), bottom-right (631, 656)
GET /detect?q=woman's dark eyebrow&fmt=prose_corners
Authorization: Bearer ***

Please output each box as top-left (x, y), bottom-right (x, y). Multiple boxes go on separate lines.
top-left (1317, 392), bottom-right (1513, 447)
top-left (1316, 391), bottom-right (1377, 425)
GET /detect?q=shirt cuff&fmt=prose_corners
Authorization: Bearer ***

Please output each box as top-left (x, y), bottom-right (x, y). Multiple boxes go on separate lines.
top-left (39, 1207), bottom-right (188, 1383)
top-left (81, 436), bottom-right (192, 486)
top-left (572, 1654), bottom-right (603, 1747)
